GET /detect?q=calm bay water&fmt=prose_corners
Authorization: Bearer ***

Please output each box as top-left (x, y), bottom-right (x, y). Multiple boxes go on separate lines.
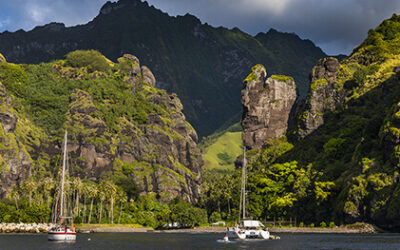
top-left (0, 232), bottom-right (400, 250)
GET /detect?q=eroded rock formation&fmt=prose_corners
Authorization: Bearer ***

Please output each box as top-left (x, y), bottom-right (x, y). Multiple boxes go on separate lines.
top-left (241, 65), bottom-right (297, 149)
top-left (296, 57), bottom-right (345, 139)
top-left (62, 54), bottom-right (202, 203)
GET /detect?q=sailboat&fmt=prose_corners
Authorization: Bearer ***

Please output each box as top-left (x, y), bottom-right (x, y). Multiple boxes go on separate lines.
top-left (226, 147), bottom-right (270, 240)
top-left (48, 131), bottom-right (77, 241)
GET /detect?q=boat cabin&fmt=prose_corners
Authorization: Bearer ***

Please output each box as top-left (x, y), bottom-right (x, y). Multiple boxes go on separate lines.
top-left (242, 220), bottom-right (265, 229)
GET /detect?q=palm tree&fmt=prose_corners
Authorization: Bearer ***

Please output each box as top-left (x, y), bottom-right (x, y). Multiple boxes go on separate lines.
top-left (64, 175), bottom-right (72, 217)
top-left (81, 181), bottom-right (90, 223)
top-left (116, 187), bottom-right (127, 224)
top-left (71, 177), bottom-right (82, 217)
top-left (87, 182), bottom-right (98, 224)
top-left (222, 175), bottom-right (234, 215)
top-left (21, 177), bottom-right (37, 206)
top-left (51, 186), bottom-right (60, 223)
top-left (9, 185), bottom-right (20, 210)
top-left (101, 179), bottom-right (117, 224)
top-left (98, 184), bottom-right (106, 224)
top-left (41, 177), bottom-right (55, 207)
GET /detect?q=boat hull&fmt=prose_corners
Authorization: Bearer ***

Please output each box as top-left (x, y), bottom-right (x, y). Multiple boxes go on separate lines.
top-left (48, 232), bottom-right (76, 241)
top-left (227, 230), bottom-right (246, 240)
top-left (227, 227), bottom-right (270, 240)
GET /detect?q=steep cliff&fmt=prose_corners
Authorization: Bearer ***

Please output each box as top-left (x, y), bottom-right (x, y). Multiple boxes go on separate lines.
top-left (241, 65), bottom-right (297, 149)
top-left (0, 0), bottom-right (328, 136)
top-left (0, 82), bottom-right (30, 196)
top-left (0, 50), bottom-right (202, 203)
top-left (0, 80), bottom-right (49, 198)
top-left (295, 57), bottom-right (346, 138)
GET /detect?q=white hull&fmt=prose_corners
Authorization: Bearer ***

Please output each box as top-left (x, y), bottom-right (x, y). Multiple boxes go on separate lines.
top-left (227, 227), bottom-right (270, 240)
top-left (48, 229), bottom-right (76, 241)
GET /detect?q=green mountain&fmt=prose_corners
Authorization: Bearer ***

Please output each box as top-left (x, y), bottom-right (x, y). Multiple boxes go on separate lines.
top-left (0, 0), bottom-right (328, 137)
top-left (224, 13), bottom-right (400, 230)
top-left (0, 50), bottom-right (203, 207)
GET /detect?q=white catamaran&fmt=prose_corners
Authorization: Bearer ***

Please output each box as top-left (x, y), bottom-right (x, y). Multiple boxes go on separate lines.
top-left (226, 147), bottom-right (270, 240)
top-left (48, 131), bottom-right (76, 241)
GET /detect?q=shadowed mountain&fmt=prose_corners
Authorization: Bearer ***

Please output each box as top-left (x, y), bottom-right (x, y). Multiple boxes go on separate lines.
top-left (0, 0), bottom-right (328, 137)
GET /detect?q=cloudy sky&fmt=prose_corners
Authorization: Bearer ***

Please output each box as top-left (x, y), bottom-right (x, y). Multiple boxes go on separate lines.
top-left (0, 0), bottom-right (400, 55)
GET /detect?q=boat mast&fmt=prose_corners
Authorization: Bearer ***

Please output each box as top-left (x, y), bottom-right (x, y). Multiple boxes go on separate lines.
top-left (241, 146), bottom-right (246, 220)
top-left (60, 130), bottom-right (67, 220)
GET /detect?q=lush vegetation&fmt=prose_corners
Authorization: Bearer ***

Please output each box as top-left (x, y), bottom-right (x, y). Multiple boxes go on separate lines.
top-left (0, 50), bottom-right (208, 228)
top-left (201, 123), bottom-right (242, 171)
top-left (65, 50), bottom-right (112, 73)
top-left (0, 50), bottom-right (177, 145)
top-left (199, 14), bottom-right (400, 231)
top-left (4, 6), bottom-right (400, 232)
top-left (270, 75), bottom-right (294, 83)
top-left (0, 0), bottom-right (328, 137)
top-left (0, 175), bottom-right (207, 228)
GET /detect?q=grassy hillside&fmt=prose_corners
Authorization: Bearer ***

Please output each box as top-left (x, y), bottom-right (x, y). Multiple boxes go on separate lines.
top-left (200, 122), bottom-right (243, 171)
top-left (202, 131), bottom-right (242, 171)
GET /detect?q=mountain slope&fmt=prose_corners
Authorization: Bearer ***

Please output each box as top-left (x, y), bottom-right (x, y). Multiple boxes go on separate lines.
top-left (200, 123), bottom-right (242, 171)
top-left (238, 13), bottom-right (400, 230)
top-left (0, 0), bottom-right (327, 137)
top-left (0, 50), bottom-right (203, 203)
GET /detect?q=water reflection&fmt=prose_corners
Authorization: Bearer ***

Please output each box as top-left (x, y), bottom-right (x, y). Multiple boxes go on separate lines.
top-left (0, 232), bottom-right (400, 250)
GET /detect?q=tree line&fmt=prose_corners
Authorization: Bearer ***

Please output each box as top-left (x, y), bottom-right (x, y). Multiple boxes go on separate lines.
top-left (0, 174), bottom-right (208, 228)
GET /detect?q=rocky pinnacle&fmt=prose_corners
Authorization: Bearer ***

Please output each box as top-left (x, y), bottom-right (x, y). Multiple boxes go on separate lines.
top-left (241, 65), bottom-right (297, 149)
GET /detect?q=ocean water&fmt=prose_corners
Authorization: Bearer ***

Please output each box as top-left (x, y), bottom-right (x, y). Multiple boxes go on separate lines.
top-left (0, 232), bottom-right (399, 250)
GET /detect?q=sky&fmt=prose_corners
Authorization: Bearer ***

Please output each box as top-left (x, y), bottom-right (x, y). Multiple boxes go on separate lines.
top-left (0, 0), bottom-right (400, 55)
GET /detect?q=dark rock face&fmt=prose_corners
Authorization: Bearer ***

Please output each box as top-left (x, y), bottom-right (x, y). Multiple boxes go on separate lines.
top-left (66, 89), bottom-right (111, 179)
top-left (310, 57), bottom-right (340, 83)
top-left (0, 83), bottom-right (32, 198)
top-left (119, 92), bottom-right (202, 203)
top-left (119, 54), bottom-right (157, 92)
top-left (241, 65), bottom-right (297, 149)
top-left (141, 66), bottom-right (156, 87)
top-left (297, 57), bottom-right (345, 139)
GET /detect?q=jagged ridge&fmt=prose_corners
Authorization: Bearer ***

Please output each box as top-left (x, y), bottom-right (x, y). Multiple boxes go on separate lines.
top-left (0, 0), bottom-right (328, 136)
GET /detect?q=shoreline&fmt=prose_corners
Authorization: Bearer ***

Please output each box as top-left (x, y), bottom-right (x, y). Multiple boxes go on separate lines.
top-left (0, 223), bottom-right (379, 234)
top-left (76, 225), bottom-right (377, 234)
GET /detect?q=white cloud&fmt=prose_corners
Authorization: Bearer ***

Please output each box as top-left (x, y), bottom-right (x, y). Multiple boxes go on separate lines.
top-left (0, 0), bottom-right (106, 31)
top-left (239, 0), bottom-right (292, 15)
top-left (26, 4), bottom-right (51, 23)
top-left (0, 18), bottom-right (10, 29)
